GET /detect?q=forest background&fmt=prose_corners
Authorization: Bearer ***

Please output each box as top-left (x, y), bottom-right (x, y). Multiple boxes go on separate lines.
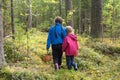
top-left (0, 0), bottom-right (120, 80)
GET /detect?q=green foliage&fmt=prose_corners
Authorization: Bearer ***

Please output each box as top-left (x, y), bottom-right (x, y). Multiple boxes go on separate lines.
top-left (55, 70), bottom-right (81, 80)
top-left (93, 42), bottom-right (120, 55)
top-left (76, 47), bottom-right (103, 71)
top-left (0, 66), bottom-right (13, 80)
top-left (103, 0), bottom-right (120, 37)
top-left (0, 66), bottom-right (47, 80)
top-left (12, 71), bottom-right (34, 80)
top-left (37, 21), bottom-right (50, 32)
top-left (4, 24), bottom-right (26, 63)
top-left (2, 30), bottom-right (120, 80)
top-left (4, 41), bottom-right (25, 63)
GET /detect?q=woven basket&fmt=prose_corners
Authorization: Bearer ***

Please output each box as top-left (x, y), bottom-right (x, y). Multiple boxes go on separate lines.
top-left (41, 53), bottom-right (52, 62)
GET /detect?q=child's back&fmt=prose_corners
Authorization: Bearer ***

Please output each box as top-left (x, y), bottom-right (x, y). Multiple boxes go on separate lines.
top-left (62, 26), bottom-right (78, 70)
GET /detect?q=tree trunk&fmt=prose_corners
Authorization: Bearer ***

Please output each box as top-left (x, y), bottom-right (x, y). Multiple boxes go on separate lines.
top-left (78, 0), bottom-right (81, 34)
top-left (81, 10), bottom-right (85, 34)
top-left (91, 0), bottom-right (103, 38)
top-left (0, 3), bottom-right (5, 68)
top-left (65, 0), bottom-right (74, 27)
top-left (2, 0), bottom-right (10, 37)
top-left (59, 0), bottom-right (62, 17)
top-left (26, 0), bottom-right (32, 32)
top-left (11, 0), bottom-right (15, 39)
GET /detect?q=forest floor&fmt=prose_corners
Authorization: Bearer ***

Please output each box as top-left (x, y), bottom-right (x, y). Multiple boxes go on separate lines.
top-left (1, 28), bottom-right (120, 80)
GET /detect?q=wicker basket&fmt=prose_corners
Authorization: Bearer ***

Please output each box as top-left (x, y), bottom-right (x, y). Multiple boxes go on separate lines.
top-left (41, 53), bottom-right (52, 62)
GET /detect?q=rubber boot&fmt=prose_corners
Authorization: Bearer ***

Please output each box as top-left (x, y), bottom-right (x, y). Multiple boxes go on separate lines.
top-left (55, 63), bottom-right (59, 71)
top-left (74, 63), bottom-right (78, 71)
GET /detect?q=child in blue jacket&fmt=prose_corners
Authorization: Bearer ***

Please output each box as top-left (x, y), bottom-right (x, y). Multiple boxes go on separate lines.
top-left (46, 16), bottom-right (66, 70)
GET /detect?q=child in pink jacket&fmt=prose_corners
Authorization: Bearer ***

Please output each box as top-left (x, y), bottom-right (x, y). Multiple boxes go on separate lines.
top-left (62, 26), bottom-right (78, 70)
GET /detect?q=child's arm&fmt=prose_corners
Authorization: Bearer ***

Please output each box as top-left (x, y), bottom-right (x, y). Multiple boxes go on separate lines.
top-left (76, 37), bottom-right (79, 50)
top-left (46, 29), bottom-right (51, 50)
top-left (62, 38), bottom-right (67, 52)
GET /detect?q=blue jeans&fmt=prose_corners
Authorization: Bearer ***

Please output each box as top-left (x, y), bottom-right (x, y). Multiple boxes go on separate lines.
top-left (66, 56), bottom-right (77, 70)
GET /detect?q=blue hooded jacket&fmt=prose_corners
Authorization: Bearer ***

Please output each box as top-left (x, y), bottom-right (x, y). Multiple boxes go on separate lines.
top-left (46, 23), bottom-right (66, 49)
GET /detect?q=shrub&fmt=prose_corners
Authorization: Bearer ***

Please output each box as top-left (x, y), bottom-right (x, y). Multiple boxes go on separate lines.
top-left (0, 66), bottom-right (13, 80)
top-left (93, 42), bottom-right (120, 55)
top-left (4, 41), bottom-right (25, 63)
top-left (76, 47), bottom-right (103, 70)
top-left (0, 66), bottom-right (47, 80)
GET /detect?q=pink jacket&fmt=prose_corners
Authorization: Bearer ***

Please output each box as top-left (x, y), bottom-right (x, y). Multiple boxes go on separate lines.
top-left (62, 34), bottom-right (78, 56)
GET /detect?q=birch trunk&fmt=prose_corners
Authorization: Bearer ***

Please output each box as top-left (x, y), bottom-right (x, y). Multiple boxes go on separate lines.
top-left (0, 3), bottom-right (5, 68)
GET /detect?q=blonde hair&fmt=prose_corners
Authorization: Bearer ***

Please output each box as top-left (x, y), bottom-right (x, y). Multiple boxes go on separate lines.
top-left (66, 26), bottom-right (73, 34)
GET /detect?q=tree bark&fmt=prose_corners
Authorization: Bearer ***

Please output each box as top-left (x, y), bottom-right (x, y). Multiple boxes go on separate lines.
top-left (26, 0), bottom-right (32, 32)
top-left (65, 0), bottom-right (74, 27)
top-left (78, 0), bottom-right (81, 34)
top-left (59, 0), bottom-right (62, 17)
top-left (0, 3), bottom-right (5, 68)
top-left (91, 0), bottom-right (103, 38)
top-left (2, 0), bottom-right (10, 37)
top-left (11, 0), bottom-right (15, 39)
top-left (81, 10), bottom-right (85, 34)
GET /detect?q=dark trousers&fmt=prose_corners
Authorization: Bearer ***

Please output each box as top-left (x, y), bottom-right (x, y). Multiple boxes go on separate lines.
top-left (52, 44), bottom-right (63, 66)
top-left (66, 56), bottom-right (77, 70)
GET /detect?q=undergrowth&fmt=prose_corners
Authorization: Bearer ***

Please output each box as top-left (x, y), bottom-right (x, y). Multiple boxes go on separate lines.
top-left (1, 28), bottom-right (120, 80)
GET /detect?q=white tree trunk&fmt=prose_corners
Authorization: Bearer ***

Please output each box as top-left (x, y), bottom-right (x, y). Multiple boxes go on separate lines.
top-left (29, 0), bottom-right (32, 28)
top-left (0, 4), bottom-right (5, 68)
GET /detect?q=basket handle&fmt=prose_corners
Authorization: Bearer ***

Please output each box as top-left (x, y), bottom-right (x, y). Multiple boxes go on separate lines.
top-left (47, 49), bottom-right (49, 54)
